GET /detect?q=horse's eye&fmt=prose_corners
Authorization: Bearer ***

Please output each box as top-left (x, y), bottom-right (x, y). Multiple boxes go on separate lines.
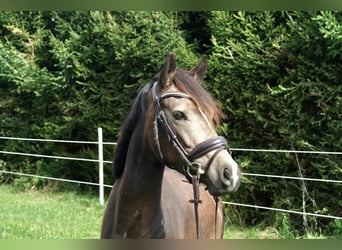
top-left (172, 111), bottom-right (187, 120)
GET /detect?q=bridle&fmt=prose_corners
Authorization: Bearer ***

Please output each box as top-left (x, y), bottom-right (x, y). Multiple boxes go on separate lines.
top-left (151, 81), bottom-right (229, 179)
top-left (151, 81), bottom-right (229, 239)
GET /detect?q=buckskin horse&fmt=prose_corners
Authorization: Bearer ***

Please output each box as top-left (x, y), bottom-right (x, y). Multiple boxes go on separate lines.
top-left (101, 53), bottom-right (241, 239)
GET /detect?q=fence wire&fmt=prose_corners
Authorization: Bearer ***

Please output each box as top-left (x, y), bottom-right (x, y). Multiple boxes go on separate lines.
top-left (1, 134), bottom-right (341, 220)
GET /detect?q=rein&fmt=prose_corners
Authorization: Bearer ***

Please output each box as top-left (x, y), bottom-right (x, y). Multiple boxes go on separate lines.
top-left (151, 81), bottom-right (227, 239)
top-left (190, 175), bottom-right (220, 239)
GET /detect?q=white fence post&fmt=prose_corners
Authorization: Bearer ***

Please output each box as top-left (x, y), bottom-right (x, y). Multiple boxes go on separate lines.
top-left (98, 127), bottom-right (104, 205)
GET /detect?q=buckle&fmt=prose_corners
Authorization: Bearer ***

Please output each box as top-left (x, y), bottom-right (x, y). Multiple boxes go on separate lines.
top-left (185, 162), bottom-right (204, 178)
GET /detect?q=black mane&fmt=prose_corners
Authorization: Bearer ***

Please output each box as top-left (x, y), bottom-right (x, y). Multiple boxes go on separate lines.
top-left (112, 83), bottom-right (150, 178)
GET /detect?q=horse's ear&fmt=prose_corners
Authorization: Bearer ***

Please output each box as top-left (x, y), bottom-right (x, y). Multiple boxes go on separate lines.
top-left (158, 52), bottom-right (177, 88)
top-left (191, 56), bottom-right (207, 82)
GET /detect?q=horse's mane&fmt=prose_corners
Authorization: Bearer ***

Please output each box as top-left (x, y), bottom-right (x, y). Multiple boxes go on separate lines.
top-left (112, 83), bottom-right (150, 178)
top-left (173, 69), bottom-right (224, 126)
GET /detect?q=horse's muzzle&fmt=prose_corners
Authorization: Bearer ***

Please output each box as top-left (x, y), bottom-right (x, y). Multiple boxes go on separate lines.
top-left (204, 158), bottom-right (241, 196)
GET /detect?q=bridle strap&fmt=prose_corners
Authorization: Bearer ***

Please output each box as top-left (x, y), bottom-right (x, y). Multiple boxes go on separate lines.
top-left (214, 196), bottom-right (219, 239)
top-left (190, 176), bottom-right (220, 239)
top-left (188, 136), bottom-right (228, 162)
top-left (190, 175), bottom-right (202, 239)
top-left (157, 110), bottom-right (192, 167)
top-left (152, 82), bottom-right (193, 166)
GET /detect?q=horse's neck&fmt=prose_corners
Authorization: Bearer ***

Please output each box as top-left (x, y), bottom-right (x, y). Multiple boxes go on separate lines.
top-left (121, 117), bottom-right (165, 194)
top-left (115, 118), bottom-right (166, 238)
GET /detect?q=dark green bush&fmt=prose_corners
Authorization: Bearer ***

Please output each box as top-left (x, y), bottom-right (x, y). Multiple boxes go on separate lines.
top-left (207, 11), bottom-right (341, 235)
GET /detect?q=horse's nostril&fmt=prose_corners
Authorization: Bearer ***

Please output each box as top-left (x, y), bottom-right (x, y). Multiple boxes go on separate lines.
top-left (223, 168), bottom-right (231, 180)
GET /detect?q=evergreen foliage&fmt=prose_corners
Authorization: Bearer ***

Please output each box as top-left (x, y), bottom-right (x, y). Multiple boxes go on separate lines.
top-left (0, 11), bottom-right (340, 237)
top-left (207, 11), bottom-right (341, 235)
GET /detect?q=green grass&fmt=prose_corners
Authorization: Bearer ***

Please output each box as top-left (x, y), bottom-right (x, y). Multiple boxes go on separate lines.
top-left (0, 185), bottom-right (328, 239)
top-left (0, 185), bottom-right (105, 239)
top-left (2, 184), bottom-right (279, 239)
top-left (224, 225), bottom-right (281, 239)
top-left (225, 226), bottom-right (329, 239)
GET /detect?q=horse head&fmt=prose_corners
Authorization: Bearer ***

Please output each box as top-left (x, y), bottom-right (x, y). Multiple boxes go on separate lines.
top-left (146, 53), bottom-right (241, 195)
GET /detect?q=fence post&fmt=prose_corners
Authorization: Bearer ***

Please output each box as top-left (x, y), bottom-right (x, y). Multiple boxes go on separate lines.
top-left (98, 127), bottom-right (104, 205)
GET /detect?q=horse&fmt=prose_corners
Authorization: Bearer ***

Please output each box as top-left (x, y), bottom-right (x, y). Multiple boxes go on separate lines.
top-left (101, 53), bottom-right (241, 239)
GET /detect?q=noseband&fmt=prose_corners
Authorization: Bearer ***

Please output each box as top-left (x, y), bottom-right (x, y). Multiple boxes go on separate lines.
top-left (151, 82), bottom-right (229, 178)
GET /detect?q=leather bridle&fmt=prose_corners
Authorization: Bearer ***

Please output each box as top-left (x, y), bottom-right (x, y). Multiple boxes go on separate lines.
top-left (151, 81), bottom-right (229, 238)
top-left (152, 81), bottom-right (229, 178)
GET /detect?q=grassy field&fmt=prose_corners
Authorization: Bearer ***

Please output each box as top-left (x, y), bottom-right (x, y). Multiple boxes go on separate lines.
top-left (0, 185), bottom-right (105, 239)
top-left (0, 185), bottom-right (322, 239)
